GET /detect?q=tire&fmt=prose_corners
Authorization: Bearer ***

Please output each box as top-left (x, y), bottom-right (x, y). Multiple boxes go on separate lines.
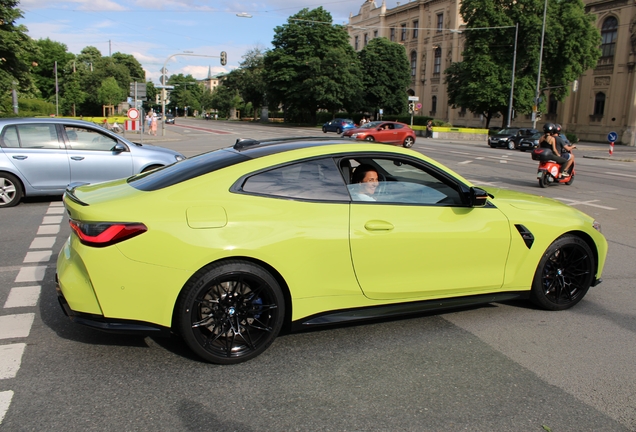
top-left (403, 136), bottom-right (415, 148)
top-left (566, 173), bottom-right (575, 185)
top-left (507, 141), bottom-right (515, 150)
top-left (530, 235), bottom-right (594, 311)
top-left (538, 172), bottom-right (549, 188)
top-left (336, 127), bottom-right (342, 134)
top-left (365, 136), bottom-right (375, 142)
top-left (0, 173), bottom-right (23, 208)
top-left (175, 260), bottom-right (285, 365)
top-left (322, 127), bottom-right (327, 133)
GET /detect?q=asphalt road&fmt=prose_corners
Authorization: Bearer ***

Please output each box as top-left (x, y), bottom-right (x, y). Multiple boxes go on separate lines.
top-left (1, 119), bottom-right (635, 431)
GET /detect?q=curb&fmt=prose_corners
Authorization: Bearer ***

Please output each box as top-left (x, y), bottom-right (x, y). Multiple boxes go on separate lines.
top-left (582, 155), bottom-right (636, 162)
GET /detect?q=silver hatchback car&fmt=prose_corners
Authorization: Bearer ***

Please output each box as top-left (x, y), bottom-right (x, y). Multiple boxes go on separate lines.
top-left (0, 118), bottom-right (185, 207)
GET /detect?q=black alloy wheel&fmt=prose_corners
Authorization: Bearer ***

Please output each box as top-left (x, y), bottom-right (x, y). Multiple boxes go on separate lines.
top-left (176, 261), bottom-right (285, 364)
top-left (0, 173), bottom-right (23, 208)
top-left (530, 236), bottom-right (595, 311)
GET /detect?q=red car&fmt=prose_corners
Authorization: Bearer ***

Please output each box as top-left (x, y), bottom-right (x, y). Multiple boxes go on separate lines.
top-left (342, 121), bottom-right (416, 147)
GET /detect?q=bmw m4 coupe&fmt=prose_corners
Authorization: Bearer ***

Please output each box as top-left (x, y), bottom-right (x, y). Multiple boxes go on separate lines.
top-left (56, 137), bottom-right (607, 364)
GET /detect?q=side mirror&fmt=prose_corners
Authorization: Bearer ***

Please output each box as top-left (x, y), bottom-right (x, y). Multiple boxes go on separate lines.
top-left (470, 187), bottom-right (489, 207)
top-left (112, 143), bottom-right (127, 153)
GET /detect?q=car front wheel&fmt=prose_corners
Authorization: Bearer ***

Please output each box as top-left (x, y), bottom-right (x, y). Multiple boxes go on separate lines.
top-left (530, 235), bottom-right (594, 311)
top-left (365, 136), bottom-right (375, 142)
top-left (0, 173), bottom-right (23, 208)
top-left (322, 127), bottom-right (327, 133)
top-left (336, 127), bottom-right (342, 134)
top-left (403, 137), bottom-right (414, 148)
top-left (507, 141), bottom-right (515, 150)
top-left (176, 260), bottom-right (285, 364)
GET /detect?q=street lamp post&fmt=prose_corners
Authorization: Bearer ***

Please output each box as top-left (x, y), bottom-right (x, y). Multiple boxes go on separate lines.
top-left (532, 0), bottom-right (549, 129)
top-left (160, 52), bottom-right (222, 136)
top-left (507, 23), bottom-right (519, 128)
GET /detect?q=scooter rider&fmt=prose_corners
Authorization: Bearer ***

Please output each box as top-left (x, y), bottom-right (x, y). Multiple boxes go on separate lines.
top-left (555, 124), bottom-right (576, 176)
top-left (539, 123), bottom-right (570, 176)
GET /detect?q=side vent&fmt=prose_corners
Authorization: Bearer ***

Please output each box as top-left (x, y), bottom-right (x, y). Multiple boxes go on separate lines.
top-left (515, 224), bottom-right (534, 249)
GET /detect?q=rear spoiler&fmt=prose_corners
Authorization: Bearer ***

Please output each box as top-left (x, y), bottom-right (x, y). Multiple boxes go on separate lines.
top-left (65, 182), bottom-right (90, 206)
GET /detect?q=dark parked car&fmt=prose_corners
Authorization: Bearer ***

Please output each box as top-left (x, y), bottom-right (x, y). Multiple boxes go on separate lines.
top-left (489, 128), bottom-right (539, 150)
top-left (165, 114), bottom-right (175, 124)
top-left (322, 118), bottom-right (356, 134)
top-left (517, 132), bottom-right (542, 151)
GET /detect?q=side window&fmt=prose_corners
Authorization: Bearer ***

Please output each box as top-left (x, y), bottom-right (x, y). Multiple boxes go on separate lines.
top-left (15, 124), bottom-right (61, 149)
top-left (64, 126), bottom-right (119, 151)
top-left (346, 157), bottom-right (464, 206)
top-left (242, 158), bottom-right (349, 201)
top-left (1, 126), bottom-right (20, 148)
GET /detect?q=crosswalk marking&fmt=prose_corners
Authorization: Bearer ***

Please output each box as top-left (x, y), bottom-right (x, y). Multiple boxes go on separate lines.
top-left (36, 225), bottom-right (59, 235)
top-left (4, 286), bottom-right (41, 309)
top-left (0, 391), bottom-right (14, 424)
top-left (42, 215), bottom-right (63, 225)
top-left (23, 251), bottom-right (52, 264)
top-left (0, 344), bottom-right (27, 379)
top-left (29, 237), bottom-right (56, 249)
top-left (14, 266), bottom-right (47, 283)
top-left (0, 314), bottom-right (35, 340)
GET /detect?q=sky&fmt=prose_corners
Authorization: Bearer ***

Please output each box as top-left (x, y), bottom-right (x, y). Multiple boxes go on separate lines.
top-left (18, 0), bottom-right (403, 83)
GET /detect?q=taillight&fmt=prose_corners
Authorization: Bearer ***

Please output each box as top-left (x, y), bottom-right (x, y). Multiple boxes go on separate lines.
top-left (69, 220), bottom-right (147, 247)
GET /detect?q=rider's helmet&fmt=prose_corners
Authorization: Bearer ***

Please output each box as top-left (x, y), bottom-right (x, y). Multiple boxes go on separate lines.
top-left (543, 123), bottom-right (556, 134)
top-left (555, 124), bottom-right (563, 133)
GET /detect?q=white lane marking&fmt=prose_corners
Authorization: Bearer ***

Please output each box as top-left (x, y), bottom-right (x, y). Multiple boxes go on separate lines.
top-left (555, 198), bottom-right (617, 210)
top-left (29, 237), bottom-right (56, 249)
top-left (0, 391), bottom-right (14, 424)
top-left (3, 286), bottom-right (41, 308)
top-left (42, 215), bottom-right (63, 225)
top-left (450, 151), bottom-right (474, 156)
top-left (36, 225), bottom-right (59, 235)
top-left (476, 157), bottom-right (485, 160)
top-left (0, 314), bottom-right (35, 339)
top-left (458, 160), bottom-right (473, 165)
top-left (23, 251), bottom-right (52, 264)
top-left (46, 207), bottom-right (64, 214)
top-left (499, 160), bottom-right (508, 163)
top-left (49, 202), bottom-right (63, 207)
top-left (14, 266), bottom-right (47, 283)
top-left (0, 344), bottom-right (27, 379)
top-left (605, 172), bottom-right (636, 178)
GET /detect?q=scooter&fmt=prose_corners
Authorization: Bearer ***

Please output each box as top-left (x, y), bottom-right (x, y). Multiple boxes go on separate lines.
top-left (531, 147), bottom-right (575, 188)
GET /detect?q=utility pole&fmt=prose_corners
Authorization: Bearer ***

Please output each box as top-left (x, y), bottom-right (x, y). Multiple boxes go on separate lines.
top-left (532, 0), bottom-right (548, 129)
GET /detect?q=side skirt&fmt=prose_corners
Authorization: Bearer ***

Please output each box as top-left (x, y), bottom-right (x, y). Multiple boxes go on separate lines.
top-left (291, 291), bottom-right (529, 332)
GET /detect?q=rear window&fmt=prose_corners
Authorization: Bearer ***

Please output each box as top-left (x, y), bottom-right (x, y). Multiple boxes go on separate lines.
top-left (128, 148), bottom-right (249, 191)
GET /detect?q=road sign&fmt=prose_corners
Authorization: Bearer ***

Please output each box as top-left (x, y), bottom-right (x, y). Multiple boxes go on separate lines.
top-left (416, 103), bottom-right (422, 110)
top-left (408, 96), bottom-right (419, 101)
top-left (127, 108), bottom-right (140, 120)
top-left (607, 131), bottom-right (618, 142)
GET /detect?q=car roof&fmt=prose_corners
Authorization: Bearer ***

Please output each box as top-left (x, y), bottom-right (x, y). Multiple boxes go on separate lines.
top-left (232, 136), bottom-right (359, 157)
top-left (0, 117), bottom-right (107, 127)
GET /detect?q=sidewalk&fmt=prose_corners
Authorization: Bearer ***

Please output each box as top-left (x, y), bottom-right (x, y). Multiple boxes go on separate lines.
top-left (119, 127), bottom-right (183, 144)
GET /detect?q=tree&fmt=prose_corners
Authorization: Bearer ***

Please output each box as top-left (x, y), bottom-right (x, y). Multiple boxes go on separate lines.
top-left (264, 7), bottom-right (363, 124)
top-left (97, 76), bottom-right (125, 108)
top-left (359, 38), bottom-right (411, 116)
top-left (445, 0), bottom-right (600, 128)
top-left (167, 73), bottom-right (202, 114)
top-left (0, 0), bottom-right (40, 107)
top-left (62, 71), bottom-right (86, 116)
top-left (32, 38), bottom-right (74, 101)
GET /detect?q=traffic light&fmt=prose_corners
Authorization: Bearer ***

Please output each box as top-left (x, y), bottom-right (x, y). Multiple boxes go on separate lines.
top-left (408, 102), bottom-right (415, 113)
top-left (220, 51), bottom-right (227, 66)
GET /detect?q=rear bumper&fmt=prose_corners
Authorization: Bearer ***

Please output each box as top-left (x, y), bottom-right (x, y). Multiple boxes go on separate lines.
top-left (56, 279), bottom-right (171, 336)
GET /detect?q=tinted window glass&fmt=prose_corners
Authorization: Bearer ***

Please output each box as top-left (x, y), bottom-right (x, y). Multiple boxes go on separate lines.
top-left (64, 126), bottom-right (119, 151)
top-left (16, 124), bottom-right (61, 149)
top-left (1, 126), bottom-right (20, 148)
top-left (346, 157), bottom-right (464, 206)
top-left (242, 158), bottom-right (349, 201)
top-left (128, 149), bottom-right (249, 191)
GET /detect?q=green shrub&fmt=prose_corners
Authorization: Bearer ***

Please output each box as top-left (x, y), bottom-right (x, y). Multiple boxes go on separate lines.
top-left (565, 132), bottom-right (579, 144)
top-left (18, 98), bottom-right (56, 116)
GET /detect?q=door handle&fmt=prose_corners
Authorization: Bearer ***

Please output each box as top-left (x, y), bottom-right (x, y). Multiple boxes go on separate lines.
top-left (71, 156), bottom-right (85, 161)
top-left (364, 220), bottom-right (394, 231)
top-left (12, 156), bottom-right (27, 160)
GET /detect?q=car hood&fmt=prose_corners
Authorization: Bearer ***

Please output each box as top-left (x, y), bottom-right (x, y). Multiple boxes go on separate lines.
top-left (129, 142), bottom-right (182, 157)
top-left (491, 134), bottom-right (514, 139)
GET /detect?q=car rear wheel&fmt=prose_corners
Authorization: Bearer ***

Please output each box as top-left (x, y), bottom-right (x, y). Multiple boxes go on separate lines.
top-left (530, 235), bottom-right (594, 311)
top-left (336, 127), bottom-right (342, 134)
top-left (322, 127), bottom-right (327, 133)
top-left (0, 173), bottom-right (23, 208)
top-left (365, 136), bottom-right (375, 142)
top-left (176, 260), bottom-right (285, 364)
top-left (403, 137), bottom-right (414, 148)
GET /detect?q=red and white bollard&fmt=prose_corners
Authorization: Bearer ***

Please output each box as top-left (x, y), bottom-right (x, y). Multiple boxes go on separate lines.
top-left (609, 142), bottom-right (614, 156)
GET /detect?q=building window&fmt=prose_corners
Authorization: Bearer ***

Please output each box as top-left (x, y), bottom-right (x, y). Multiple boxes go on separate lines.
top-left (364, 33), bottom-right (368, 46)
top-left (390, 27), bottom-right (395, 42)
top-left (401, 24), bottom-right (407, 41)
top-left (413, 21), bottom-right (419, 39)
top-left (354, 36), bottom-right (359, 51)
top-left (431, 96), bottom-right (437, 114)
top-left (548, 94), bottom-right (558, 115)
top-left (433, 47), bottom-right (442, 75)
top-left (437, 14), bottom-right (444, 32)
top-left (373, 30), bottom-right (378, 38)
top-left (600, 17), bottom-right (618, 63)
top-left (594, 92), bottom-right (606, 116)
top-left (410, 51), bottom-right (417, 77)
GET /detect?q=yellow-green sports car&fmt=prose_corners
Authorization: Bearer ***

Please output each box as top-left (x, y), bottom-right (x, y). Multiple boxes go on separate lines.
top-left (56, 138), bottom-right (607, 364)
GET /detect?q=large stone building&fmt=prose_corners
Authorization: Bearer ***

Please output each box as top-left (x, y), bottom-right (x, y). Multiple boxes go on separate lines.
top-left (347, 0), bottom-right (636, 145)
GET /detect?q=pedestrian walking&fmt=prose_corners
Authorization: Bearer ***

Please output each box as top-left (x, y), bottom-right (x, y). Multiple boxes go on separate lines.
top-left (146, 113), bottom-right (153, 135)
top-left (150, 113), bottom-right (158, 136)
top-left (426, 120), bottom-right (433, 138)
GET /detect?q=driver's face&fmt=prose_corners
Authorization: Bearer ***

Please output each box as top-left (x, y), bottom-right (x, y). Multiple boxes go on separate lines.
top-left (361, 171), bottom-right (379, 195)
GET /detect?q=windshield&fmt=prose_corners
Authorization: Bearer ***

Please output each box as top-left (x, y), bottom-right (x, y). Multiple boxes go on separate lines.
top-left (360, 121), bottom-right (383, 129)
top-left (497, 128), bottom-right (519, 135)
